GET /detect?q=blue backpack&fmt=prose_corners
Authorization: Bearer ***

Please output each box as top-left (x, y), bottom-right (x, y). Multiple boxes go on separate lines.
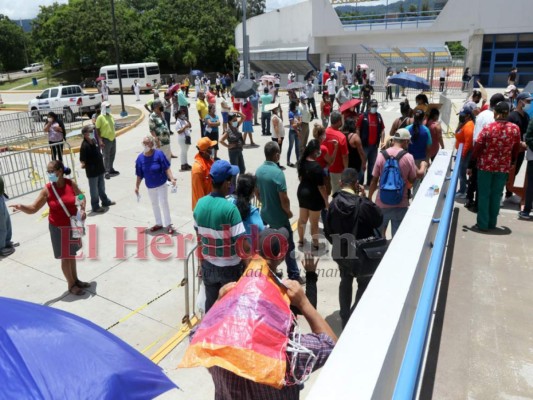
top-left (379, 150), bottom-right (407, 205)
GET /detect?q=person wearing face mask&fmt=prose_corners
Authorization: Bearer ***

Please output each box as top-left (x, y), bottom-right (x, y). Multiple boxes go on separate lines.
top-left (296, 139), bottom-right (329, 251)
top-left (135, 136), bottom-right (177, 234)
top-left (44, 111), bottom-right (66, 162)
top-left (79, 124), bottom-right (115, 213)
top-left (220, 112), bottom-right (246, 188)
top-left (299, 94), bottom-right (312, 158)
top-left (191, 137), bottom-right (217, 210)
top-left (405, 108), bottom-right (432, 196)
top-left (204, 104), bottom-right (221, 160)
top-left (506, 92), bottom-right (532, 200)
top-left (95, 101), bottom-right (119, 179)
top-left (175, 110), bottom-right (193, 171)
top-left (356, 99), bottom-right (385, 186)
top-left (359, 81), bottom-right (374, 114)
top-left (13, 160), bottom-right (90, 296)
top-left (305, 78), bottom-right (317, 120)
top-left (336, 78), bottom-right (352, 109)
top-left (149, 99), bottom-right (172, 163)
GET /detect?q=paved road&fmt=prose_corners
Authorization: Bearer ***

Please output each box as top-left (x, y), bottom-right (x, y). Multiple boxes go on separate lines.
top-left (0, 70), bottom-right (42, 83)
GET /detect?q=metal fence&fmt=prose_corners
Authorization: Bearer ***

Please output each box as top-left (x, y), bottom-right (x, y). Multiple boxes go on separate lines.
top-left (0, 141), bottom-right (77, 200)
top-left (182, 244), bottom-right (201, 325)
top-left (0, 107), bottom-right (87, 142)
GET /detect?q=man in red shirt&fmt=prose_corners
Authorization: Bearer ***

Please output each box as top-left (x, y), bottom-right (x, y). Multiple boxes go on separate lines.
top-left (325, 111), bottom-right (349, 194)
top-left (356, 99), bottom-right (385, 186)
top-left (322, 68), bottom-right (330, 94)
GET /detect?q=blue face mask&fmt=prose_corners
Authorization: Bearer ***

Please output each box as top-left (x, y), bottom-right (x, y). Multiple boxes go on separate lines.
top-left (48, 172), bottom-right (58, 183)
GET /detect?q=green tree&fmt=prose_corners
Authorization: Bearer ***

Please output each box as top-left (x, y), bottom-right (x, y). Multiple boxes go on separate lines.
top-left (0, 15), bottom-right (28, 71)
top-left (226, 0), bottom-right (266, 19)
top-left (408, 4), bottom-right (417, 13)
top-left (183, 51), bottom-right (197, 71)
top-left (225, 45), bottom-right (240, 81)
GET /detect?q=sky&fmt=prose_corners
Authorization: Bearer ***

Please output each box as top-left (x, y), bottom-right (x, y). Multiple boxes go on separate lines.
top-left (0, 0), bottom-right (304, 19)
top-left (0, 0), bottom-right (68, 20)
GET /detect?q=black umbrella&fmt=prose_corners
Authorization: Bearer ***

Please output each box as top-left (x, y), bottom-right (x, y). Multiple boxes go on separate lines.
top-left (231, 79), bottom-right (258, 98)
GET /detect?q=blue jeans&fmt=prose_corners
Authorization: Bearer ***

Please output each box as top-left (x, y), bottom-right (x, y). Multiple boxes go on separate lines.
top-left (88, 174), bottom-right (112, 211)
top-left (287, 129), bottom-right (300, 164)
top-left (284, 223), bottom-right (301, 280)
top-left (458, 150), bottom-right (472, 194)
top-left (380, 207), bottom-right (408, 238)
top-left (0, 196), bottom-right (12, 248)
top-left (359, 145), bottom-right (378, 185)
top-left (261, 112), bottom-right (271, 135)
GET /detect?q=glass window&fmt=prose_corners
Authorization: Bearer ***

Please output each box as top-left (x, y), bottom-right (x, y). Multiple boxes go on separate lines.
top-left (50, 89), bottom-right (58, 97)
top-left (518, 34), bottom-right (533, 48)
top-left (494, 34), bottom-right (518, 49)
top-left (61, 87), bottom-right (69, 96)
top-left (518, 52), bottom-right (533, 63)
top-left (128, 68), bottom-right (139, 78)
top-left (39, 90), bottom-right (49, 99)
top-left (107, 70), bottom-right (117, 79)
top-left (146, 66), bottom-right (160, 76)
top-left (494, 65), bottom-right (514, 73)
top-left (495, 53), bottom-right (515, 63)
top-left (119, 69), bottom-right (127, 78)
top-left (138, 68), bottom-right (145, 78)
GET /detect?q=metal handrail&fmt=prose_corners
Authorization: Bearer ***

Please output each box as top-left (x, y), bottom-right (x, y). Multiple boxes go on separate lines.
top-left (392, 144), bottom-right (463, 399)
top-left (182, 244), bottom-right (199, 325)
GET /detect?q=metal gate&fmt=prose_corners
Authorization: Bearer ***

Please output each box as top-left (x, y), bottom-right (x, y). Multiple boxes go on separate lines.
top-left (0, 141), bottom-right (77, 200)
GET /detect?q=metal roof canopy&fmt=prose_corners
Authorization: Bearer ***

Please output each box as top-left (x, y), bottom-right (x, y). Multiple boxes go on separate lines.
top-left (247, 47), bottom-right (319, 75)
top-left (363, 45), bottom-right (452, 66)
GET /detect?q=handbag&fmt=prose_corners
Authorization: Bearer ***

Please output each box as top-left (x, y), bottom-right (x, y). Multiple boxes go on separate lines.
top-left (350, 197), bottom-right (388, 278)
top-left (50, 183), bottom-right (85, 239)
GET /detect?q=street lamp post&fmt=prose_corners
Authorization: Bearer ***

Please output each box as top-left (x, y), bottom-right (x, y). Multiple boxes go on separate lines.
top-left (110, 0), bottom-right (127, 117)
top-left (242, 0), bottom-right (249, 79)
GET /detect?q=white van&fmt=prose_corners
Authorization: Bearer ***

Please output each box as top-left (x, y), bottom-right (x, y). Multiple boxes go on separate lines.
top-left (98, 62), bottom-right (161, 93)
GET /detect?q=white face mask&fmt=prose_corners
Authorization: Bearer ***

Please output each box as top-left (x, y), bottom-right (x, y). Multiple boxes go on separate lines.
top-left (106, 107), bottom-right (111, 114)
top-left (370, 107), bottom-right (378, 114)
top-left (47, 117), bottom-right (53, 122)
top-left (143, 145), bottom-right (151, 154)
top-left (523, 102), bottom-right (531, 112)
top-left (231, 121), bottom-right (239, 128)
top-left (89, 132), bottom-right (95, 140)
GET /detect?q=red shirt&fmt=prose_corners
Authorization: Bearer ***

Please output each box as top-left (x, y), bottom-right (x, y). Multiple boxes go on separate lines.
top-left (207, 91), bottom-right (216, 105)
top-left (47, 180), bottom-right (77, 227)
top-left (241, 101), bottom-right (253, 121)
top-left (315, 144), bottom-right (330, 169)
top-left (322, 102), bottom-right (332, 117)
top-left (475, 121), bottom-right (521, 173)
top-left (322, 72), bottom-right (330, 85)
top-left (357, 113), bottom-right (384, 146)
top-left (325, 127), bottom-right (348, 173)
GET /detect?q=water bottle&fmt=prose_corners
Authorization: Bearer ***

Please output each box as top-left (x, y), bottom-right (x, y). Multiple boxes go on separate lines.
top-left (73, 194), bottom-right (85, 238)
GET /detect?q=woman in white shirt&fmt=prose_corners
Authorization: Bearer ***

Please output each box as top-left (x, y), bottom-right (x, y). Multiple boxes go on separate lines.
top-left (270, 104), bottom-right (286, 170)
top-left (175, 109), bottom-right (192, 171)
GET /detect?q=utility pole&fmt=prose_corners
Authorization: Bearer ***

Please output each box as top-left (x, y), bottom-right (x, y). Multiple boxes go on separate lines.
top-left (242, 0), bottom-right (249, 79)
top-left (110, 0), bottom-right (127, 117)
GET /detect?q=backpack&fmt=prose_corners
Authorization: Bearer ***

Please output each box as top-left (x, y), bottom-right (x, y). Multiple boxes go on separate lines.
top-left (379, 150), bottom-right (407, 205)
top-left (360, 112), bottom-right (384, 146)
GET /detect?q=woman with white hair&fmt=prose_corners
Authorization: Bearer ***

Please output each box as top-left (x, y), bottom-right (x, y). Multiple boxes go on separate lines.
top-left (135, 136), bottom-right (177, 234)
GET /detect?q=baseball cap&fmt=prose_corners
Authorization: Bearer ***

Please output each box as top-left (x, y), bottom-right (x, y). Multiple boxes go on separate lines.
top-left (258, 227), bottom-right (290, 260)
top-left (299, 93), bottom-right (308, 100)
top-left (505, 85), bottom-right (517, 94)
top-left (459, 104), bottom-right (474, 116)
top-left (394, 128), bottom-right (411, 141)
top-left (209, 160), bottom-right (239, 183)
top-left (197, 137), bottom-right (217, 151)
top-left (494, 101), bottom-right (510, 114)
top-left (517, 92), bottom-right (533, 101)
top-left (489, 93), bottom-right (505, 108)
top-left (101, 101), bottom-right (110, 108)
top-left (370, 99), bottom-right (378, 106)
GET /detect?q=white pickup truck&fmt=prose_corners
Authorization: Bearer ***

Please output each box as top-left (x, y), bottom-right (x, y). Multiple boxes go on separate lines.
top-left (28, 85), bottom-right (102, 122)
top-left (22, 63), bottom-right (44, 73)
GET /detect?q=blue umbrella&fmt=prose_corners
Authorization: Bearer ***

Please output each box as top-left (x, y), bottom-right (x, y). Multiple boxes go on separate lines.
top-left (190, 70), bottom-right (203, 77)
top-left (0, 297), bottom-right (178, 399)
top-left (388, 72), bottom-right (430, 90)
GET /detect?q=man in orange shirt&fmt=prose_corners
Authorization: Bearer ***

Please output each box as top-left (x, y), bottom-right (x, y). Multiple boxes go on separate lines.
top-left (191, 137), bottom-right (217, 210)
top-left (455, 106), bottom-right (475, 198)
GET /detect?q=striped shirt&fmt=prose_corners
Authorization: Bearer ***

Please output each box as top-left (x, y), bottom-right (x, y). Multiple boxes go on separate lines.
top-left (193, 193), bottom-right (245, 267)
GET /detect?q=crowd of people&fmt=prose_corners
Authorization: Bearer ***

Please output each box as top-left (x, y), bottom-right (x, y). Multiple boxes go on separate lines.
top-left (3, 65), bottom-right (533, 399)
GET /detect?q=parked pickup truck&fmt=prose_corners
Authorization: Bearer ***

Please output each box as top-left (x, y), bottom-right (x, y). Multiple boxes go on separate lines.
top-left (22, 63), bottom-right (44, 73)
top-left (28, 85), bottom-right (102, 122)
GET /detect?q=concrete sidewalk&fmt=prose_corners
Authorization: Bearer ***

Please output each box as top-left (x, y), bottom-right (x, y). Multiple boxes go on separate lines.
top-left (429, 202), bottom-right (533, 399)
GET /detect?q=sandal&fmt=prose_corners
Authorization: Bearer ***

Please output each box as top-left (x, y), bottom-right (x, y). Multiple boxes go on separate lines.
top-left (69, 285), bottom-right (85, 296)
top-left (149, 225), bottom-right (163, 232)
top-left (76, 279), bottom-right (91, 288)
